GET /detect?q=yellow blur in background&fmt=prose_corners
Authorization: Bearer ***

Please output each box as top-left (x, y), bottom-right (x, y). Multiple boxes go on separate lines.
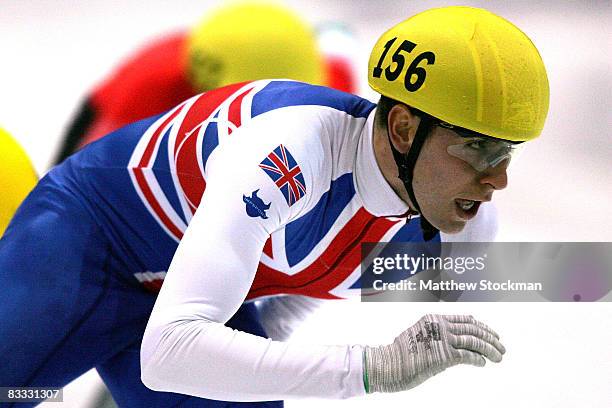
top-left (0, 127), bottom-right (38, 236)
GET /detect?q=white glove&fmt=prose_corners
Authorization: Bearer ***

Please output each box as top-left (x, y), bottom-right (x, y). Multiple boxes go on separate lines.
top-left (364, 314), bottom-right (506, 393)
top-left (255, 295), bottom-right (323, 341)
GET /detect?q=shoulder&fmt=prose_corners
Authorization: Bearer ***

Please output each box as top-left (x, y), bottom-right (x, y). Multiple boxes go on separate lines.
top-left (249, 80), bottom-right (375, 120)
top-left (206, 80), bottom-right (375, 169)
top-left (243, 80), bottom-right (376, 180)
top-left (202, 81), bottom-right (374, 220)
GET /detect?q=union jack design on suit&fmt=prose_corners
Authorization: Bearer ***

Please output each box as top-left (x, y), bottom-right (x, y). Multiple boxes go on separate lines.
top-left (119, 79), bottom-right (443, 299)
top-left (259, 144), bottom-right (306, 207)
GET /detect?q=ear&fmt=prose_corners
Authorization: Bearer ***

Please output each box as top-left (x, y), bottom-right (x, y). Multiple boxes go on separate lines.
top-left (388, 104), bottom-right (420, 154)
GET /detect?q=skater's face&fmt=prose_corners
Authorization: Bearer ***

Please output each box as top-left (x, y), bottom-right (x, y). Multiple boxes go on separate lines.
top-left (412, 125), bottom-right (508, 233)
top-left (376, 104), bottom-right (509, 234)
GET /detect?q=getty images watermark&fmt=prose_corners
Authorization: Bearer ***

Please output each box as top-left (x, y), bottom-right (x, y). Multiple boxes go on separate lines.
top-left (360, 242), bottom-right (612, 302)
top-left (371, 252), bottom-right (542, 292)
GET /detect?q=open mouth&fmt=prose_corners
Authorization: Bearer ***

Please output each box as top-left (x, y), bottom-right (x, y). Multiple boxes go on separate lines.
top-left (455, 199), bottom-right (481, 219)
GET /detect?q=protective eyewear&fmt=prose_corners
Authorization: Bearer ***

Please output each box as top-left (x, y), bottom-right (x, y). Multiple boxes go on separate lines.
top-left (439, 122), bottom-right (522, 172)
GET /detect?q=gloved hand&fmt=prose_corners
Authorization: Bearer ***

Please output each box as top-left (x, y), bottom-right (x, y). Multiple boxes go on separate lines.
top-left (364, 314), bottom-right (506, 393)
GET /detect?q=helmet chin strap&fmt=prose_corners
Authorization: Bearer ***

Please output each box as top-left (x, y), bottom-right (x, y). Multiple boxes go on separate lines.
top-left (386, 114), bottom-right (439, 241)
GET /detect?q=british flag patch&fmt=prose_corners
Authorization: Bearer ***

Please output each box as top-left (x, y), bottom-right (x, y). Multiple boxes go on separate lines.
top-left (259, 144), bottom-right (306, 207)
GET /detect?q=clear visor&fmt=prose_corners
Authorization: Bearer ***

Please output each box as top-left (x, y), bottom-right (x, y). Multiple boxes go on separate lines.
top-left (447, 138), bottom-right (522, 172)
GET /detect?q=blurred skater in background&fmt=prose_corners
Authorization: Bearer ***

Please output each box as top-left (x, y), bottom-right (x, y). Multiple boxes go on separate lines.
top-left (53, 1), bottom-right (357, 164)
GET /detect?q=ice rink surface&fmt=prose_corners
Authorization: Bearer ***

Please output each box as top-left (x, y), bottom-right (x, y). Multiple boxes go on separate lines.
top-left (1, 0), bottom-right (610, 407)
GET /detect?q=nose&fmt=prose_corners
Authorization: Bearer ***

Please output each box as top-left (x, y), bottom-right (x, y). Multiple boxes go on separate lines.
top-left (480, 160), bottom-right (509, 190)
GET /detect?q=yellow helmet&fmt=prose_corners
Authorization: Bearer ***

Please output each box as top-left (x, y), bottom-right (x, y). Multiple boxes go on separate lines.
top-left (368, 6), bottom-right (549, 142)
top-left (187, 1), bottom-right (324, 91)
top-left (0, 127), bottom-right (38, 236)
